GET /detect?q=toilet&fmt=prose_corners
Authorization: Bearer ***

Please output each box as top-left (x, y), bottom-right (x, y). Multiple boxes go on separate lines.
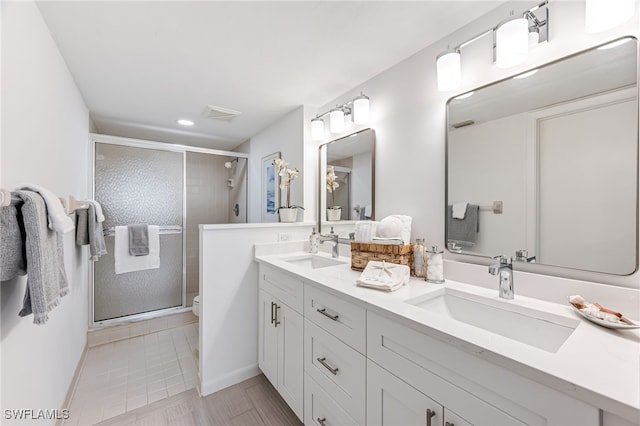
top-left (192, 295), bottom-right (200, 317)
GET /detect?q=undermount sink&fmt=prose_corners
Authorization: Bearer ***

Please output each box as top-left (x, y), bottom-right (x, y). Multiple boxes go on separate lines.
top-left (405, 288), bottom-right (579, 353)
top-left (282, 254), bottom-right (347, 270)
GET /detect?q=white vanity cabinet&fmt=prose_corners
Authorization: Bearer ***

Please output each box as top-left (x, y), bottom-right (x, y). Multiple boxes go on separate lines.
top-left (257, 265), bottom-right (303, 421)
top-left (367, 311), bottom-right (600, 426)
top-left (304, 284), bottom-right (367, 425)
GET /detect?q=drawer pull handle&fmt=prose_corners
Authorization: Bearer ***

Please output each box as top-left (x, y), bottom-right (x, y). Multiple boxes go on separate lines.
top-left (270, 302), bottom-right (275, 324)
top-left (317, 357), bottom-right (339, 375)
top-left (317, 308), bottom-right (339, 321)
top-left (426, 409), bottom-right (436, 426)
top-left (274, 304), bottom-right (281, 327)
top-left (445, 422), bottom-right (454, 426)
top-left (317, 417), bottom-right (327, 426)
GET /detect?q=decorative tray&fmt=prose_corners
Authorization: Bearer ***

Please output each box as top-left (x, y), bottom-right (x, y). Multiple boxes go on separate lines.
top-left (568, 296), bottom-right (640, 330)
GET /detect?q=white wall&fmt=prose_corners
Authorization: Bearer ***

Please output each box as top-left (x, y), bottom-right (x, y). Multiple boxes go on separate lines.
top-left (1, 1), bottom-right (89, 423)
top-left (198, 222), bottom-right (318, 396)
top-left (313, 0), bottom-right (640, 288)
top-left (247, 106), bottom-right (306, 223)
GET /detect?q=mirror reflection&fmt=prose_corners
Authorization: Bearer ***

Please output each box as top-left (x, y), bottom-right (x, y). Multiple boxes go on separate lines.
top-left (318, 128), bottom-right (375, 234)
top-left (446, 37), bottom-right (638, 275)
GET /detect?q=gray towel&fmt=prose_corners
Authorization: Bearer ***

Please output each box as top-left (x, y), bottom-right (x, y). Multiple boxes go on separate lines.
top-left (75, 205), bottom-right (107, 260)
top-left (128, 224), bottom-right (149, 256)
top-left (13, 190), bottom-right (68, 324)
top-left (447, 204), bottom-right (479, 246)
top-left (1, 204), bottom-right (27, 281)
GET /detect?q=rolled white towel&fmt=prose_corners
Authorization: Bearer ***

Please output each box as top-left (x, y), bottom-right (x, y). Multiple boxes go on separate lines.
top-left (377, 216), bottom-right (402, 238)
top-left (389, 214), bottom-right (412, 245)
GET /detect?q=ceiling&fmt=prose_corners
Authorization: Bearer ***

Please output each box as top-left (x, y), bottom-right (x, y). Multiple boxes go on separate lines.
top-left (37, 1), bottom-right (504, 151)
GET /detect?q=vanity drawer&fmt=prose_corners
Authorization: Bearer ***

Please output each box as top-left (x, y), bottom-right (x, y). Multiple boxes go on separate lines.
top-left (305, 319), bottom-right (365, 425)
top-left (367, 311), bottom-right (598, 426)
top-left (304, 373), bottom-right (360, 426)
top-left (259, 264), bottom-right (303, 314)
top-left (304, 284), bottom-right (366, 354)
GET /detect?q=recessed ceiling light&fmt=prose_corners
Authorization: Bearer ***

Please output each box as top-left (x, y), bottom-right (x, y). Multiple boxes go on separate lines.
top-left (513, 69), bottom-right (539, 79)
top-left (177, 119), bottom-right (194, 126)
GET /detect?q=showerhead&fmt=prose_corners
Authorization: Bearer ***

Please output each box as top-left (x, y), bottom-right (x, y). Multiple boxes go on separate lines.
top-left (224, 158), bottom-right (239, 169)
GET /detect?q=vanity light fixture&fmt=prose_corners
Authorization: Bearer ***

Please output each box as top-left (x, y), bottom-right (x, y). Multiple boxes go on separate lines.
top-left (311, 117), bottom-right (325, 140)
top-left (329, 108), bottom-right (345, 133)
top-left (352, 94), bottom-right (370, 125)
top-left (496, 14), bottom-right (529, 69)
top-left (586, 0), bottom-right (635, 33)
top-left (177, 119), bottom-right (194, 126)
top-left (435, 1), bottom-right (548, 92)
top-left (436, 49), bottom-right (461, 92)
top-left (310, 92), bottom-right (371, 140)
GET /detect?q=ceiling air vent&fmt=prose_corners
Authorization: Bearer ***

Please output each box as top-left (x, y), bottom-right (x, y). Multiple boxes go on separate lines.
top-left (202, 104), bottom-right (242, 122)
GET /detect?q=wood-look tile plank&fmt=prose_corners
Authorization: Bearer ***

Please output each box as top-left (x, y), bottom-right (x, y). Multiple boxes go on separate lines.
top-left (230, 408), bottom-right (266, 426)
top-left (245, 377), bottom-right (302, 426)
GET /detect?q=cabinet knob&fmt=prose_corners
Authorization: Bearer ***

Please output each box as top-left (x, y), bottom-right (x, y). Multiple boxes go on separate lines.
top-left (317, 417), bottom-right (327, 426)
top-left (426, 409), bottom-right (436, 426)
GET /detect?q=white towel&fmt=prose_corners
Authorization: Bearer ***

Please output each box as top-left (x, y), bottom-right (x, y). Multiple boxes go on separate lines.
top-left (356, 261), bottom-right (410, 292)
top-left (364, 205), bottom-right (372, 219)
top-left (376, 215), bottom-right (412, 245)
top-left (452, 202), bottom-right (468, 219)
top-left (19, 183), bottom-right (74, 234)
top-left (371, 237), bottom-right (404, 245)
top-left (355, 221), bottom-right (379, 243)
top-left (115, 225), bottom-right (160, 274)
top-left (87, 200), bottom-right (105, 223)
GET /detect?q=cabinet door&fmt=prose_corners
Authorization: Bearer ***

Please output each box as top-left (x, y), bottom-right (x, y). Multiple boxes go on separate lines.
top-left (367, 360), bottom-right (443, 426)
top-left (277, 302), bottom-right (304, 421)
top-left (258, 289), bottom-right (278, 388)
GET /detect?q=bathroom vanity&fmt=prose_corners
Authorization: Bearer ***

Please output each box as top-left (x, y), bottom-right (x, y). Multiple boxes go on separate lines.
top-left (255, 243), bottom-right (639, 426)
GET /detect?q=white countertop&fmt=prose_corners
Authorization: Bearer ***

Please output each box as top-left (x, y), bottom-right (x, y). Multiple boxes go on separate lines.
top-left (255, 244), bottom-right (640, 423)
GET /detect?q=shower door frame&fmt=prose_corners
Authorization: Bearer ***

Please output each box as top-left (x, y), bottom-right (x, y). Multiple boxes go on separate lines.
top-left (89, 133), bottom-right (249, 328)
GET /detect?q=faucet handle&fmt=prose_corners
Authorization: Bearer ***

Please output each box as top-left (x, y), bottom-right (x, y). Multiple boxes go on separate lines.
top-left (492, 255), bottom-right (512, 265)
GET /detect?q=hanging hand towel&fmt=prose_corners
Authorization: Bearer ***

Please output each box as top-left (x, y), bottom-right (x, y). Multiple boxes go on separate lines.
top-left (452, 202), bottom-right (468, 219)
top-left (75, 204), bottom-right (107, 260)
top-left (13, 190), bottom-right (68, 324)
top-left (86, 200), bottom-right (105, 223)
top-left (114, 225), bottom-right (160, 274)
top-left (128, 224), bottom-right (149, 256)
top-left (1, 204), bottom-right (27, 281)
top-left (18, 183), bottom-right (74, 234)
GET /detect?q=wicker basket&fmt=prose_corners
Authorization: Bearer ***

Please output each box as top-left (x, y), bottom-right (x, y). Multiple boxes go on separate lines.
top-left (350, 242), bottom-right (414, 274)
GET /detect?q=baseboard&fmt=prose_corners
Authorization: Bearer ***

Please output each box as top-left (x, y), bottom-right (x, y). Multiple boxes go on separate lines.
top-left (56, 344), bottom-right (88, 426)
top-left (199, 363), bottom-right (261, 397)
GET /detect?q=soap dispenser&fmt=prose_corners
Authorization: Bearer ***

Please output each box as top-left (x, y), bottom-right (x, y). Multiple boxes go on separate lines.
top-left (309, 227), bottom-right (318, 253)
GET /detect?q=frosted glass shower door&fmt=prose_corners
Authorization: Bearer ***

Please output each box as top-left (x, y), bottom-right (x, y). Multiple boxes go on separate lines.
top-left (94, 143), bottom-right (184, 322)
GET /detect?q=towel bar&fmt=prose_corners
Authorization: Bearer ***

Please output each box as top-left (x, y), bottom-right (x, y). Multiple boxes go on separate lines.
top-left (102, 225), bottom-right (182, 237)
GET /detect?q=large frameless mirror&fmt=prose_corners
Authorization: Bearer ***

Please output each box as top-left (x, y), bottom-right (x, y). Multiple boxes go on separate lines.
top-left (446, 37), bottom-right (638, 275)
top-left (318, 128), bottom-right (375, 236)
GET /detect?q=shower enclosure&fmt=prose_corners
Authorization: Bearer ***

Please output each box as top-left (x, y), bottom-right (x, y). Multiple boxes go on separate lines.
top-left (91, 135), bottom-right (247, 326)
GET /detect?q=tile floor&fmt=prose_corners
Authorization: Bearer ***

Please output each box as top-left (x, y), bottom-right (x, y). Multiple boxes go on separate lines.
top-left (64, 323), bottom-right (199, 426)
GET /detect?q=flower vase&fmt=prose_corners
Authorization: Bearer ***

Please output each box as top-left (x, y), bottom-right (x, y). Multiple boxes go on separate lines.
top-left (326, 207), bottom-right (342, 221)
top-left (279, 208), bottom-right (297, 223)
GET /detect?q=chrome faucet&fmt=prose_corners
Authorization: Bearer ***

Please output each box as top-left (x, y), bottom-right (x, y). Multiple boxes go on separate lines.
top-left (488, 255), bottom-right (514, 300)
top-left (515, 249), bottom-right (536, 263)
top-left (319, 227), bottom-right (339, 258)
